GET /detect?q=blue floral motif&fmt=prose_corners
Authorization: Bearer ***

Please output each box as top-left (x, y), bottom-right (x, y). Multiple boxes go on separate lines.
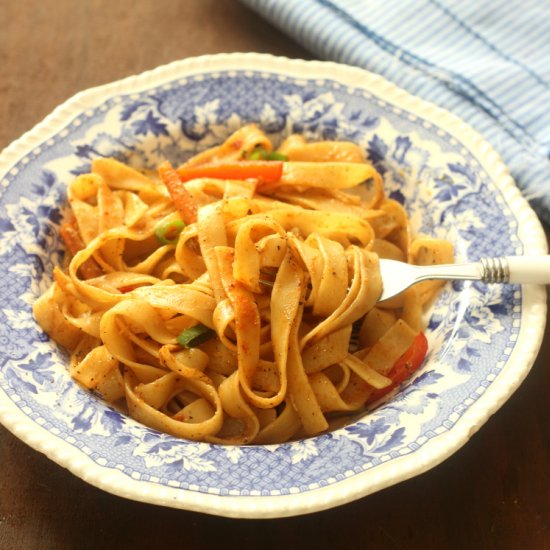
top-left (14, 352), bottom-right (56, 386)
top-left (344, 417), bottom-right (407, 455)
top-left (433, 173), bottom-right (468, 203)
top-left (367, 134), bottom-right (388, 167)
top-left (0, 68), bottom-right (526, 501)
top-left (448, 162), bottom-right (477, 185)
top-left (120, 101), bottom-right (150, 122)
top-left (346, 417), bottom-right (391, 445)
top-left (132, 110), bottom-right (169, 137)
top-left (393, 136), bottom-right (412, 164)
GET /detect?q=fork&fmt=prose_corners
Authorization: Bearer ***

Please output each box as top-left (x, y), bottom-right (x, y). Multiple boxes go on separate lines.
top-left (378, 256), bottom-right (550, 302)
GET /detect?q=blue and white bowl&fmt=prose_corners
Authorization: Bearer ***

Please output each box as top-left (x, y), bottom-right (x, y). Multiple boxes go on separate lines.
top-left (0, 53), bottom-right (546, 518)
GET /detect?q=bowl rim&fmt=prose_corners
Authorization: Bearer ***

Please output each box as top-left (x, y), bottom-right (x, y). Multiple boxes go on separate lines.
top-left (0, 52), bottom-right (546, 518)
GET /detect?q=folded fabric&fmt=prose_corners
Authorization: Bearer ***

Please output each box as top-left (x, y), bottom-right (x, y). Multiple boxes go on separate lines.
top-left (242, 0), bottom-right (550, 225)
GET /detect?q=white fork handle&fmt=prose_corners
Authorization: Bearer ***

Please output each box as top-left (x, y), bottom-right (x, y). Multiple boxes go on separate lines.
top-left (507, 256), bottom-right (550, 284)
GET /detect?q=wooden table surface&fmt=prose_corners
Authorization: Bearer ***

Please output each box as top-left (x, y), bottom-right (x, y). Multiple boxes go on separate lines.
top-left (1, 1), bottom-right (549, 548)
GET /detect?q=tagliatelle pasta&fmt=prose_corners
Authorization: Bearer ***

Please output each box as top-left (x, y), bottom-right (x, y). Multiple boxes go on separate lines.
top-left (34, 124), bottom-right (453, 444)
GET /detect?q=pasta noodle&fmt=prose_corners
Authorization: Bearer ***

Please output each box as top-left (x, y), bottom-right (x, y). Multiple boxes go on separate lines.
top-left (34, 124), bottom-right (453, 444)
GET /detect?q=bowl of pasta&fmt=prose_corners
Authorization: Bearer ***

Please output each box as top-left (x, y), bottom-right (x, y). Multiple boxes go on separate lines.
top-left (0, 53), bottom-right (546, 518)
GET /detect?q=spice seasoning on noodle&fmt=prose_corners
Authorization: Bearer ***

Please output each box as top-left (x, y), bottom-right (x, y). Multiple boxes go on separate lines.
top-left (34, 124), bottom-right (453, 445)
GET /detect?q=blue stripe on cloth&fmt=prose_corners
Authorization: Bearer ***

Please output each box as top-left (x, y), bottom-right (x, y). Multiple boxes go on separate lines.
top-left (241, 0), bottom-right (550, 224)
top-left (428, 0), bottom-right (547, 88)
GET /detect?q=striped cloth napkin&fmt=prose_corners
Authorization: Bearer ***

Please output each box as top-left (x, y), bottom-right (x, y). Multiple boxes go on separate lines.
top-left (242, 0), bottom-right (550, 225)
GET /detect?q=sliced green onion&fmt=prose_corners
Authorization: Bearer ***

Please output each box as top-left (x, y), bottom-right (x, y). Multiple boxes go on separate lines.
top-left (155, 219), bottom-right (185, 245)
top-left (248, 147), bottom-right (288, 162)
top-left (266, 151), bottom-right (288, 161)
top-left (249, 148), bottom-right (265, 160)
top-left (176, 323), bottom-right (215, 348)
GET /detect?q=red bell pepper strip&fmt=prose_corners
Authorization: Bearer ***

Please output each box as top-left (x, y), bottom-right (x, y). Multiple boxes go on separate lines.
top-left (60, 221), bottom-right (84, 257)
top-left (176, 160), bottom-right (283, 183)
top-left (59, 221), bottom-right (102, 279)
top-left (368, 331), bottom-right (428, 403)
top-left (118, 285), bottom-right (138, 293)
top-left (159, 161), bottom-right (198, 225)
